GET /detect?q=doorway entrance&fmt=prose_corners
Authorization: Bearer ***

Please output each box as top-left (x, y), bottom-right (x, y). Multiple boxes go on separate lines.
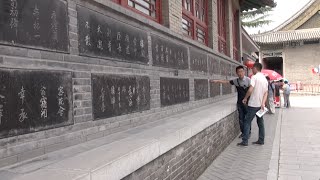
top-left (263, 57), bottom-right (283, 76)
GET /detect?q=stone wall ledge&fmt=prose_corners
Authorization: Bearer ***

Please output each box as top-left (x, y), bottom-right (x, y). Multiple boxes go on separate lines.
top-left (0, 97), bottom-right (237, 180)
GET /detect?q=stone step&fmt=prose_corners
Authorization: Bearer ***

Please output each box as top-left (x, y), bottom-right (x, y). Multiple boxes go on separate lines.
top-left (0, 97), bottom-right (237, 180)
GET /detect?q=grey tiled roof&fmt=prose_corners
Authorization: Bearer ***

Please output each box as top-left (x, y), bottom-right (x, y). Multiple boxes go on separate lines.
top-left (252, 28), bottom-right (320, 44)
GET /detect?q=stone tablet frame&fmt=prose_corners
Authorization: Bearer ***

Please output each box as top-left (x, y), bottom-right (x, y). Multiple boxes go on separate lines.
top-left (0, 68), bottom-right (73, 139)
top-left (160, 77), bottom-right (189, 106)
top-left (77, 5), bottom-right (149, 64)
top-left (194, 79), bottom-right (209, 100)
top-left (0, 0), bottom-right (69, 52)
top-left (151, 34), bottom-right (188, 70)
top-left (190, 48), bottom-right (208, 73)
top-left (92, 74), bottom-right (150, 120)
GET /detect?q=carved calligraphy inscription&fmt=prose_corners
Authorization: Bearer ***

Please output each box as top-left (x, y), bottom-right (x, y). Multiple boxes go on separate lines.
top-left (190, 48), bottom-right (208, 72)
top-left (77, 6), bottom-right (149, 64)
top-left (0, 69), bottom-right (72, 139)
top-left (92, 74), bottom-right (150, 120)
top-left (151, 35), bottom-right (188, 69)
top-left (0, 0), bottom-right (68, 51)
top-left (194, 79), bottom-right (209, 100)
top-left (160, 77), bottom-right (189, 106)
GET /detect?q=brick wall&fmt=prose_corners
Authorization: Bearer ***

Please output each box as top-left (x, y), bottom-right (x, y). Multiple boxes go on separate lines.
top-left (0, 0), bottom-right (240, 168)
top-left (284, 43), bottom-right (320, 83)
top-left (208, 0), bottom-right (219, 52)
top-left (122, 111), bottom-right (239, 180)
top-left (162, 0), bottom-right (182, 34)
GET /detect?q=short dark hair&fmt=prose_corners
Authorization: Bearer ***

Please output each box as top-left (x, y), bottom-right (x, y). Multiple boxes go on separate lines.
top-left (235, 65), bottom-right (244, 72)
top-left (253, 62), bottom-right (262, 71)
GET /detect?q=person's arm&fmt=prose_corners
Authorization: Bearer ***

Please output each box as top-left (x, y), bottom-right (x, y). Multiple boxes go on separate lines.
top-left (210, 79), bottom-right (231, 84)
top-left (242, 85), bottom-right (253, 104)
top-left (261, 91), bottom-right (268, 110)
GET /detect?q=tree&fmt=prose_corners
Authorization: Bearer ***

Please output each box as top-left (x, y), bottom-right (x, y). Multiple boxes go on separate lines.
top-left (241, 6), bottom-right (273, 28)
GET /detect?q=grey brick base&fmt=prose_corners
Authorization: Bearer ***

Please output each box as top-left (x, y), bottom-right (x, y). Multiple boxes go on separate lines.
top-left (122, 111), bottom-right (239, 180)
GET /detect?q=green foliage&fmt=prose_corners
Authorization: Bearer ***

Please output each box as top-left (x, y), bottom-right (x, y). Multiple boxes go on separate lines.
top-left (241, 6), bottom-right (273, 28)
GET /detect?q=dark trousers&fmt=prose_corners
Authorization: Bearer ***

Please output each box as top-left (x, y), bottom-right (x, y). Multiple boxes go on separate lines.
top-left (237, 103), bottom-right (247, 134)
top-left (242, 106), bottom-right (265, 144)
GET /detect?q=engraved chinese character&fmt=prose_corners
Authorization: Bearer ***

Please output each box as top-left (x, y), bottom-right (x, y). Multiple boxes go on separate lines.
top-left (19, 109), bottom-right (27, 122)
top-left (0, 104), bottom-right (3, 125)
top-left (85, 21), bottom-right (90, 29)
top-left (40, 86), bottom-right (47, 119)
top-left (155, 44), bottom-right (159, 53)
top-left (58, 86), bottom-right (64, 96)
top-left (125, 34), bottom-right (130, 42)
top-left (58, 97), bottom-right (64, 106)
top-left (108, 41), bottom-right (112, 52)
top-left (111, 86), bottom-right (115, 105)
top-left (33, 4), bottom-right (40, 31)
top-left (18, 86), bottom-right (26, 104)
top-left (165, 47), bottom-right (169, 62)
top-left (126, 45), bottom-right (130, 55)
top-left (117, 32), bottom-right (121, 41)
top-left (106, 28), bottom-right (111, 37)
top-left (10, 18), bottom-right (18, 29)
top-left (97, 25), bottom-right (102, 33)
top-left (85, 35), bottom-right (91, 46)
top-left (133, 38), bottom-right (138, 55)
top-left (140, 39), bottom-right (144, 48)
top-left (100, 88), bottom-right (105, 112)
top-left (117, 87), bottom-right (121, 108)
top-left (128, 86), bottom-right (133, 107)
top-left (9, 0), bottom-right (19, 29)
top-left (97, 40), bottom-right (103, 50)
top-left (57, 106), bottom-right (65, 117)
top-left (57, 86), bottom-right (66, 117)
top-left (117, 43), bottom-right (122, 53)
top-left (51, 11), bottom-right (58, 41)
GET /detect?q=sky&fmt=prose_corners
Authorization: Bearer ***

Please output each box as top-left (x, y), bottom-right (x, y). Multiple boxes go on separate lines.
top-left (244, 0), bottom-right (312, 34)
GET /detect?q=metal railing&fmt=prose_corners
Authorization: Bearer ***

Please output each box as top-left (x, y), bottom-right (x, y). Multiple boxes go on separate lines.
top-left (290, 83), bottom-right (320, 93)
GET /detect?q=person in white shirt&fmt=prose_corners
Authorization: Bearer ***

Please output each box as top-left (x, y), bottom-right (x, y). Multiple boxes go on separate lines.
top-left (237, 62), bottom-right (268, 146)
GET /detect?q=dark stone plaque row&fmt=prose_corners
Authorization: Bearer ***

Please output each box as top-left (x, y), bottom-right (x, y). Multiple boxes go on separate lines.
top-left (190, 48), bottom-right (208, 72)
top-left (92, 74), bottom-right (150, 120)
top-left (0, 0), bottom-right (69, 52)
top-left (210, 82), bottom-right (220, 98)
top-left (0, 69), bottom-right (72, 139)
top-left (151, 35), bottom-right (188, 69)
top-left (160, 77), bottom-right (189, 106)
top-left (208, 56), bottom-right (220, 75)
top-left (222, 83), bottom-right (232, 95)
top-left (232, 65), bottom-right (237, 77)
top-left (77, 6), bottom-right (148, 64)
top-left (220, 61), bottom-right (231, 76)
top-left (194, 79), bottom-right (208, 100)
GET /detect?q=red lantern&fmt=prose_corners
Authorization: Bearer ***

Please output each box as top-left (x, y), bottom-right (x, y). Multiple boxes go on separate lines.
top-left (244, 60), bottom-right (255, 69)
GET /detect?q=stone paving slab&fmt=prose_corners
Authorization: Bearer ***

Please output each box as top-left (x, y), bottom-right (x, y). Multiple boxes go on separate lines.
top-left (199, 96), bottom-right (320, 180)
top-left (198, 109), bottom-right (281, 180)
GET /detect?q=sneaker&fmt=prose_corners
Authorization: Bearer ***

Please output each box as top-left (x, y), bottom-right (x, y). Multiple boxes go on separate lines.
top-left (238, 134), bottom-right (243, 138)
top-left (237, 142), bottom-right (248, 146)
top-left (252, 141), bottom-right (264, 145)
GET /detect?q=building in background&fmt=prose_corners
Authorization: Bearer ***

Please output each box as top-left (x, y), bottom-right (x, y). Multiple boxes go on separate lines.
top-left (252, 0), bottom-right (320, 83)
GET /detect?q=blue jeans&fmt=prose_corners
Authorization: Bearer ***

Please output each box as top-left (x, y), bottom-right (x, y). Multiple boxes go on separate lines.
top-left (242, 106), bottom-right (265, 144)
top-left (237, 103), bottom-right (247, 134)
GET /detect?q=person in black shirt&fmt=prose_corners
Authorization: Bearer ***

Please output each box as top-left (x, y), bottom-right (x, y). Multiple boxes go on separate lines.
top-left (211, 65), bottom-right (251, 138)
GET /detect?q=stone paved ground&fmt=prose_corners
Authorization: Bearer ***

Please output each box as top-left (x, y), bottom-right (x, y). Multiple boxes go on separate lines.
top-left (278, 96), bottom-right (320, 180)
top-left (198, 96), bottom-right (320, 180)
